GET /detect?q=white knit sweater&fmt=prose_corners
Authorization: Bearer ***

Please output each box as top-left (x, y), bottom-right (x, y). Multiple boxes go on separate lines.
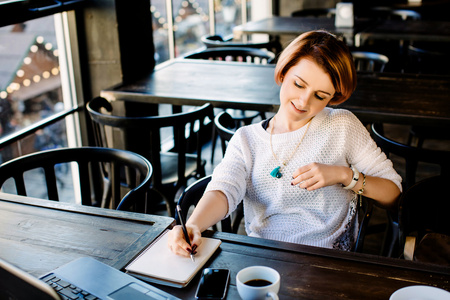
top-left (206, 107), bottom-right (402, 251)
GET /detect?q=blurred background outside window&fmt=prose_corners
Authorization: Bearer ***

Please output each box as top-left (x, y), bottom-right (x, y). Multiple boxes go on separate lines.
top-left (0, 15), bottom-right (68, 163)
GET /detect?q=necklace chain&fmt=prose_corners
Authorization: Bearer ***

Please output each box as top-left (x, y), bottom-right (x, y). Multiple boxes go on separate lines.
top-left (269, 116), bottom-right (312, 178)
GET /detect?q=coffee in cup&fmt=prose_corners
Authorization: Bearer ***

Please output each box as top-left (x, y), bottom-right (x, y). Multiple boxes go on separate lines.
top-left (236, 266), bottom-right (280, 300)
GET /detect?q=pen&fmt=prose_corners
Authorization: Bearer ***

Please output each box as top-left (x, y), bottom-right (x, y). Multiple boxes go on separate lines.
top-left (176, 205), bottom-right (195, 262)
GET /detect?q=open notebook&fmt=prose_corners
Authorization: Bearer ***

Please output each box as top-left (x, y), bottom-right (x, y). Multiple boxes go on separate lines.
top-left (125, 229), bottom-right (222, 288)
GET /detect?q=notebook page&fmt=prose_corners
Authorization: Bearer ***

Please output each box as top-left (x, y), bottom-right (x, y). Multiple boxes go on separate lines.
top-left (125, 230), bottom-right (221, 286)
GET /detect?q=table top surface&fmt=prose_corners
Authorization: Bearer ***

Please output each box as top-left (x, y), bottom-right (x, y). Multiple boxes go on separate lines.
top-left (232, 16), bottom-right (373, 38)
top-left (1, 193), bottom-right (449, 299)
top-left (356, 18), bottom-right (450, 42)
top-left (0, 192), bottom-right (175, 277)
top-left (101, 59), bottom-right (450, 126)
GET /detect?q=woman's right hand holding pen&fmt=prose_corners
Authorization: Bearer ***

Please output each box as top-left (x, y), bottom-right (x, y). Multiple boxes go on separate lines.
top-left (168, 224), bottom-right (202, 258)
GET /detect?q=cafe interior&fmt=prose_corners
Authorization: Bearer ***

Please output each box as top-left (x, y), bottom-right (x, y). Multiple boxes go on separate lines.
top-left (0, 0), bottom-right (449, 299)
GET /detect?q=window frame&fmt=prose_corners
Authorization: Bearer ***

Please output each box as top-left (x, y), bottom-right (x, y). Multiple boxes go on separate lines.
top-left (0, 0), bottom-right (87, 150)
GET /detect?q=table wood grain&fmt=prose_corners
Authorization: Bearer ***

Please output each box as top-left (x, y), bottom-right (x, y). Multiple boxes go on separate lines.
top-left (147, 231), bottom-right (450, 300)
top-left (2, 193), bottom-right (449, 299)
top-left (0, 192), bottom-right (175, 277)
top-left (101, 60), bottom-right (450, 127)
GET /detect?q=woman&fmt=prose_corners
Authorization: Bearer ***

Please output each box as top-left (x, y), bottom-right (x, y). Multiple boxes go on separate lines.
top-left (168, 30), bottom-right (402, 255)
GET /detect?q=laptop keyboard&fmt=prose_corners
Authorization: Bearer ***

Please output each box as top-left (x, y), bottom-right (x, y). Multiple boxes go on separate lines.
top-left (41, 273), bottom-right (99, 300)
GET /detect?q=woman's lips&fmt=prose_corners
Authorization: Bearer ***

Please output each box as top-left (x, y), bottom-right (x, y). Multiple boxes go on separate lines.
top-left (291, 101), bottom-right (306, 113)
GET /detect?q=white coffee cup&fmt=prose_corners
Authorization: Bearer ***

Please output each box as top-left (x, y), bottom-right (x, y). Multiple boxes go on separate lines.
top-left (236, 266), bottom-right (280, 300)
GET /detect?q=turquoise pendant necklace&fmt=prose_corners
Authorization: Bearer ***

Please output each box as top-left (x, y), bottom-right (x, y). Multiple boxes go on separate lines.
top-left (270, 166), bottom-right (282, 178)
top-left (269, 116), bottom-right (313, 179)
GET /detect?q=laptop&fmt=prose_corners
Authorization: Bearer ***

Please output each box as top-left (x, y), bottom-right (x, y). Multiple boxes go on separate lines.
top-left (0, 256), bottom-right (181, 300)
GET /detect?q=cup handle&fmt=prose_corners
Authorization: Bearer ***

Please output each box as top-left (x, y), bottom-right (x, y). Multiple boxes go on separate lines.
top-left (266, 292), bottom-right (279, 300)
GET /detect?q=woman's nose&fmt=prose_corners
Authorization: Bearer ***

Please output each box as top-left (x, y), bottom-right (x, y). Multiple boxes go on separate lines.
top-left (297, 92), bottom-right (311, 105)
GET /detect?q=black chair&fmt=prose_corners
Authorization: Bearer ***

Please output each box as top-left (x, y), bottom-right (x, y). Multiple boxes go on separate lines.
top-left (406, 42), bottom-right (450, 75)
top-left (201, 34), bottom-right (282, 56)
top-left (354, 197), bottom-right (374, 253)
top-left (351, 51), bottom-right (389, 72)
top-left (371, 123), bottom-right (450, 191)
top-left (184, 47), bottom-right (275, 64)
top-left (398, 175), bottom-right (450, 264)
top-left (175, 175), bottom-right (242, 234)
top-left (403, 42), bottom-right (450, 149)
top-left (87, 97), bottom-right (214, 217)
top-left (0, 147), bottom-right (152, 212)
top-left (291, 8), bottom-right (336, 18)
top-left (367, 7), bottom-right (421, 20)
top-left (213, 111), bottom-right (236, 160)
top-left (370, 122), bottom-right (450, 257)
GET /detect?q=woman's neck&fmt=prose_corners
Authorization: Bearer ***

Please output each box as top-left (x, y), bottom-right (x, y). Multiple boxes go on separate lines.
top-left (269, 114), bottom-right (312, 134)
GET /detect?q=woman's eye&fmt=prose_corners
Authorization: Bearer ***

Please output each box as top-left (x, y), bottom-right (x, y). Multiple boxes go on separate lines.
top-left (315, 94), bottom-right (325, 100)
top-left (294, 81), bottom-right (303, 88)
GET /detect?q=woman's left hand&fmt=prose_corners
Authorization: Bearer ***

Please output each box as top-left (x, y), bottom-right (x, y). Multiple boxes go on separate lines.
top-left (291, 163), bottom-right (350, 191)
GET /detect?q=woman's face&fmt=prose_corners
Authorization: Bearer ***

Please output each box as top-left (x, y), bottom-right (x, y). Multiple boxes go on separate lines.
top-left (279, 57), bottom-right (335, 126)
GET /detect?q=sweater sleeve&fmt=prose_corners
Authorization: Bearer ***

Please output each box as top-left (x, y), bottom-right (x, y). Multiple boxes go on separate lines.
top-left (340, 110), bottom-right (403, 192)
top-left (204, 127), bottom-right (251, 217)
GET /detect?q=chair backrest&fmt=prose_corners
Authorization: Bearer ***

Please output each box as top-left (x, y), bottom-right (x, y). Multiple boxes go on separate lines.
top-left (370, 123), bottom-right (450, 190)
top-left (184, 47), bottom-right (276, 64)
top-left (351, 51), bottom-right (389, 72)
top-left (291, 8), bottom-right (336, 17)
top-left (214, 111), bottom-right (237, 157)
top-left (389, 9), bottom-right (421, 21)
top-left (0, 147), bottom-right (152, 212)
top-left (201, 34), bottom-right (282, 55)
top-left (86, 97), bottom-right (214, 215)
top-left (398, 175), bottom-right (450, 256)
top-left (176, 175), bottom-right (237, 233)
top-left (406, 43), bottom-right (450, 75)
top-left (368, 7), bottom-right (421, 20)
top-left (354, 197), bottom-right (374, 253)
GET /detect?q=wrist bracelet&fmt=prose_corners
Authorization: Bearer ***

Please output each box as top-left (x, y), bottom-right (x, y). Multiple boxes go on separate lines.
top-left (343, 165), bottom-right (359, 190)
top-left (357, 173), bottom-right (366, 195)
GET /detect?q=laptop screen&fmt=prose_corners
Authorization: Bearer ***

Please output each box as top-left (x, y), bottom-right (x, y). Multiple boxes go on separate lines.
top-left (0, 258), bottom-right (60, 300)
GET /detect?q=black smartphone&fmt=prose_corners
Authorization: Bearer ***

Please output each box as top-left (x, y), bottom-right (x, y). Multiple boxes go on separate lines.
top-left (195, 268), bottom-right (230, 300)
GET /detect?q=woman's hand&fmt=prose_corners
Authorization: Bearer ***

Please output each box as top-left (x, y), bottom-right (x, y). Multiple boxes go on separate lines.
top-left (291, 163), bottom-right (349, 191)
top-left (167, 224), bottom-right (202, 257)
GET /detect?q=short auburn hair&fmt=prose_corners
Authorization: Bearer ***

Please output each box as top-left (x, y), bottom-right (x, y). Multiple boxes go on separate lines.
top-left (274, 30), bottom-right (357, 105)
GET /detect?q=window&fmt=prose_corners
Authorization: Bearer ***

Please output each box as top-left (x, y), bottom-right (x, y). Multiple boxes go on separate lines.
top-left (151, 0), bottom-right (249, 64)
top-left (0, 1), bottom-right (83, 163)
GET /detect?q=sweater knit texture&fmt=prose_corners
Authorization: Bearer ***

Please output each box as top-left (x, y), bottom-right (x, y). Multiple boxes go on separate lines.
top-left (206, 107), bottom-right (402, 251)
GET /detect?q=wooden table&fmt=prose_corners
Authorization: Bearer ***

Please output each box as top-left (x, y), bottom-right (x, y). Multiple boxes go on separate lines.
top-left (0, 192), bottom-right (175, 278)
top-left (232, 16), bottom-right (376, 46)
top-left (355, 19), bottom-right (450, 47)
top-left (2, 193), bottom-right (449, 299)
top-left (101, 59), bottom-right (450, 127)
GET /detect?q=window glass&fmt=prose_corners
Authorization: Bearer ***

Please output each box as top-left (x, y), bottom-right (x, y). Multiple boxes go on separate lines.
top-left (151, 0), bottom-right (246, 64)
top-left (173, 0), bottom-right (210, 57)
top-left (215, 0), bottom-right (243, 37)
top-left (0, 15), bottom-right (68, 162)
top-left (151, 1), bottom-right (170, 64)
